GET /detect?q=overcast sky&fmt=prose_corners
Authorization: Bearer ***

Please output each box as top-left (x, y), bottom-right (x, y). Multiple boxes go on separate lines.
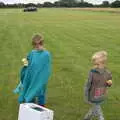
top-left (0, 0), bottom-right (116, 4)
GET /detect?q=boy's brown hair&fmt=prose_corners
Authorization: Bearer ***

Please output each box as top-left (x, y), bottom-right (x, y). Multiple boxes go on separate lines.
top-left (32, 34), bottom-right (44, 46)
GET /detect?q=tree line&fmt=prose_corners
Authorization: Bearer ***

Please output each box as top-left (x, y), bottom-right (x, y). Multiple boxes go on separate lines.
top-left (0, 0), bottom-right (120, 8)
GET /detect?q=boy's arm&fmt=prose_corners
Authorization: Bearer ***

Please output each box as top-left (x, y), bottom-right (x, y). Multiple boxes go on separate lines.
top-left (106, 71), bottom-right (112, 87)
top-left (108, 71), bottom-right (112, 80)
top-left (84, 71), bottom-right (92, 102)
top-left (18, 52), bottom-right (33, 103)
top-left (13, 82), bottom-right (23, 94)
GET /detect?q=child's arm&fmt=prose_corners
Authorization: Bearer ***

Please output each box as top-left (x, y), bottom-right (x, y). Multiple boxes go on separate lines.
top-left (84, 71), bottom-right (92, 103)
top-left (106, 72), bottom-right (112, 87)
top-left (13, 81), bottom-right (23, 94)
top-left (18, 52), bottom-right (33, 103)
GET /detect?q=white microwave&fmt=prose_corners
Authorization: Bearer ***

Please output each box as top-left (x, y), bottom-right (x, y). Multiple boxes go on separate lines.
top-left (18, 103), bottom-right (54, 120)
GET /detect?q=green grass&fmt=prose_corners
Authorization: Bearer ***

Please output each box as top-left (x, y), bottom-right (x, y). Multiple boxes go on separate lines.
top-left (0, 8), bottom-right (120, 120)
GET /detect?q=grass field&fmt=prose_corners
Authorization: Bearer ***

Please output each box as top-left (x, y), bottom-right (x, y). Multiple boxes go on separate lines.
top-left (0, 8), bottom-right (120, 120)
top-left (68, 8), bottom-right (120, 13)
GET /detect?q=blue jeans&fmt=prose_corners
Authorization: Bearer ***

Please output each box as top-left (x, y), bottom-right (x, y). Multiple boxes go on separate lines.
top-left (32, 95), bottom-right (46, 105)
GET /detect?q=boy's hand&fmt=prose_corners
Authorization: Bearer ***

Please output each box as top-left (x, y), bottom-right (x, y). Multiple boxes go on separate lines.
top-left (22, 58), bottom-right (28, 66)
top-left (106, 80), bottom-right (112, 87)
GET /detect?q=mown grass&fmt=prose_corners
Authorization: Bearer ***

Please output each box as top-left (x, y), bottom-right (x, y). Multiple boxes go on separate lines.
top-left (0, 8), bottom-right (120, 120)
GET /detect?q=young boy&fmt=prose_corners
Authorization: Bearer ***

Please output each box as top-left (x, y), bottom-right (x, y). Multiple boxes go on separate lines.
top-left (14, 33), bottom-right (51, 106)
top-left (84, 51), bottom-right (112, 120)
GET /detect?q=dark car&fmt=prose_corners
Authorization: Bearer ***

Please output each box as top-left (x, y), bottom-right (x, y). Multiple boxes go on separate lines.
top-left (23, 7), bottom-right (37, 12)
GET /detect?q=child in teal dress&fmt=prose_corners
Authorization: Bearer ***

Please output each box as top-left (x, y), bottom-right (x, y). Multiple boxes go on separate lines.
top-left (14, 34), bottom-right (51, 106)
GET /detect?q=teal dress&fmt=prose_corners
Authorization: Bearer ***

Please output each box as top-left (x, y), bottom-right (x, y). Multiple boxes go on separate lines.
top-left (15, 50), bottom-right (51, 105)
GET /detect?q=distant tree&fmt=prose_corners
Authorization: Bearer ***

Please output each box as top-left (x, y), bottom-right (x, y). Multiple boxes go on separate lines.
top-left (37, 3), bottom-right (42, 8)
top-left (56, 0), bottom-right (93, 7)
top-left (58, 0), bottom-right (78, 7)
top-left (59, 0), bottom-right (77, 2)
top-left (17, 3), bottom-right (25, 8)
top-left (25, 3), bottom-right (37, 8)
top-left (111, 0), bottom-right (120, 7)
top-left (102, 1), bottom-right (110, 7)
top-left (0, 0), bottom-right (95, 8)
top-left (54, 1), bottom-right (61, 7)
top-left (43, 2), bottom-right (54, 7)
top-left (81, 0), bottom-right (84, 3)
top-left (0, 2), bottom-right (5, 8)
top-left (77, 2), bottom-right (93, 7)
top-left (6, 4), bottom-right (18, 8)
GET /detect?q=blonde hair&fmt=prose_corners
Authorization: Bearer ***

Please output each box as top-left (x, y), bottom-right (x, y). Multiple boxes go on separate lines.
top-left (32, 33), bottom-right (44, 46)
top-left (92, 51), bottom-right (107, 68)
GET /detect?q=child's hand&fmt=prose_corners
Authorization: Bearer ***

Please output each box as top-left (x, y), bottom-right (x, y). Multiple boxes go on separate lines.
top-left (22, 58), bottom-right (28, 66)
top-left (106, 80), bottom-right (112, 87)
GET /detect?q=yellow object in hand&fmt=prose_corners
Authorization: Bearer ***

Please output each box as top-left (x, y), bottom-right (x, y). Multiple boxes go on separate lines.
top-left (22, 58), bottom-right (28, 66)
top-left (106, 80), bottom-right (112, 86)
